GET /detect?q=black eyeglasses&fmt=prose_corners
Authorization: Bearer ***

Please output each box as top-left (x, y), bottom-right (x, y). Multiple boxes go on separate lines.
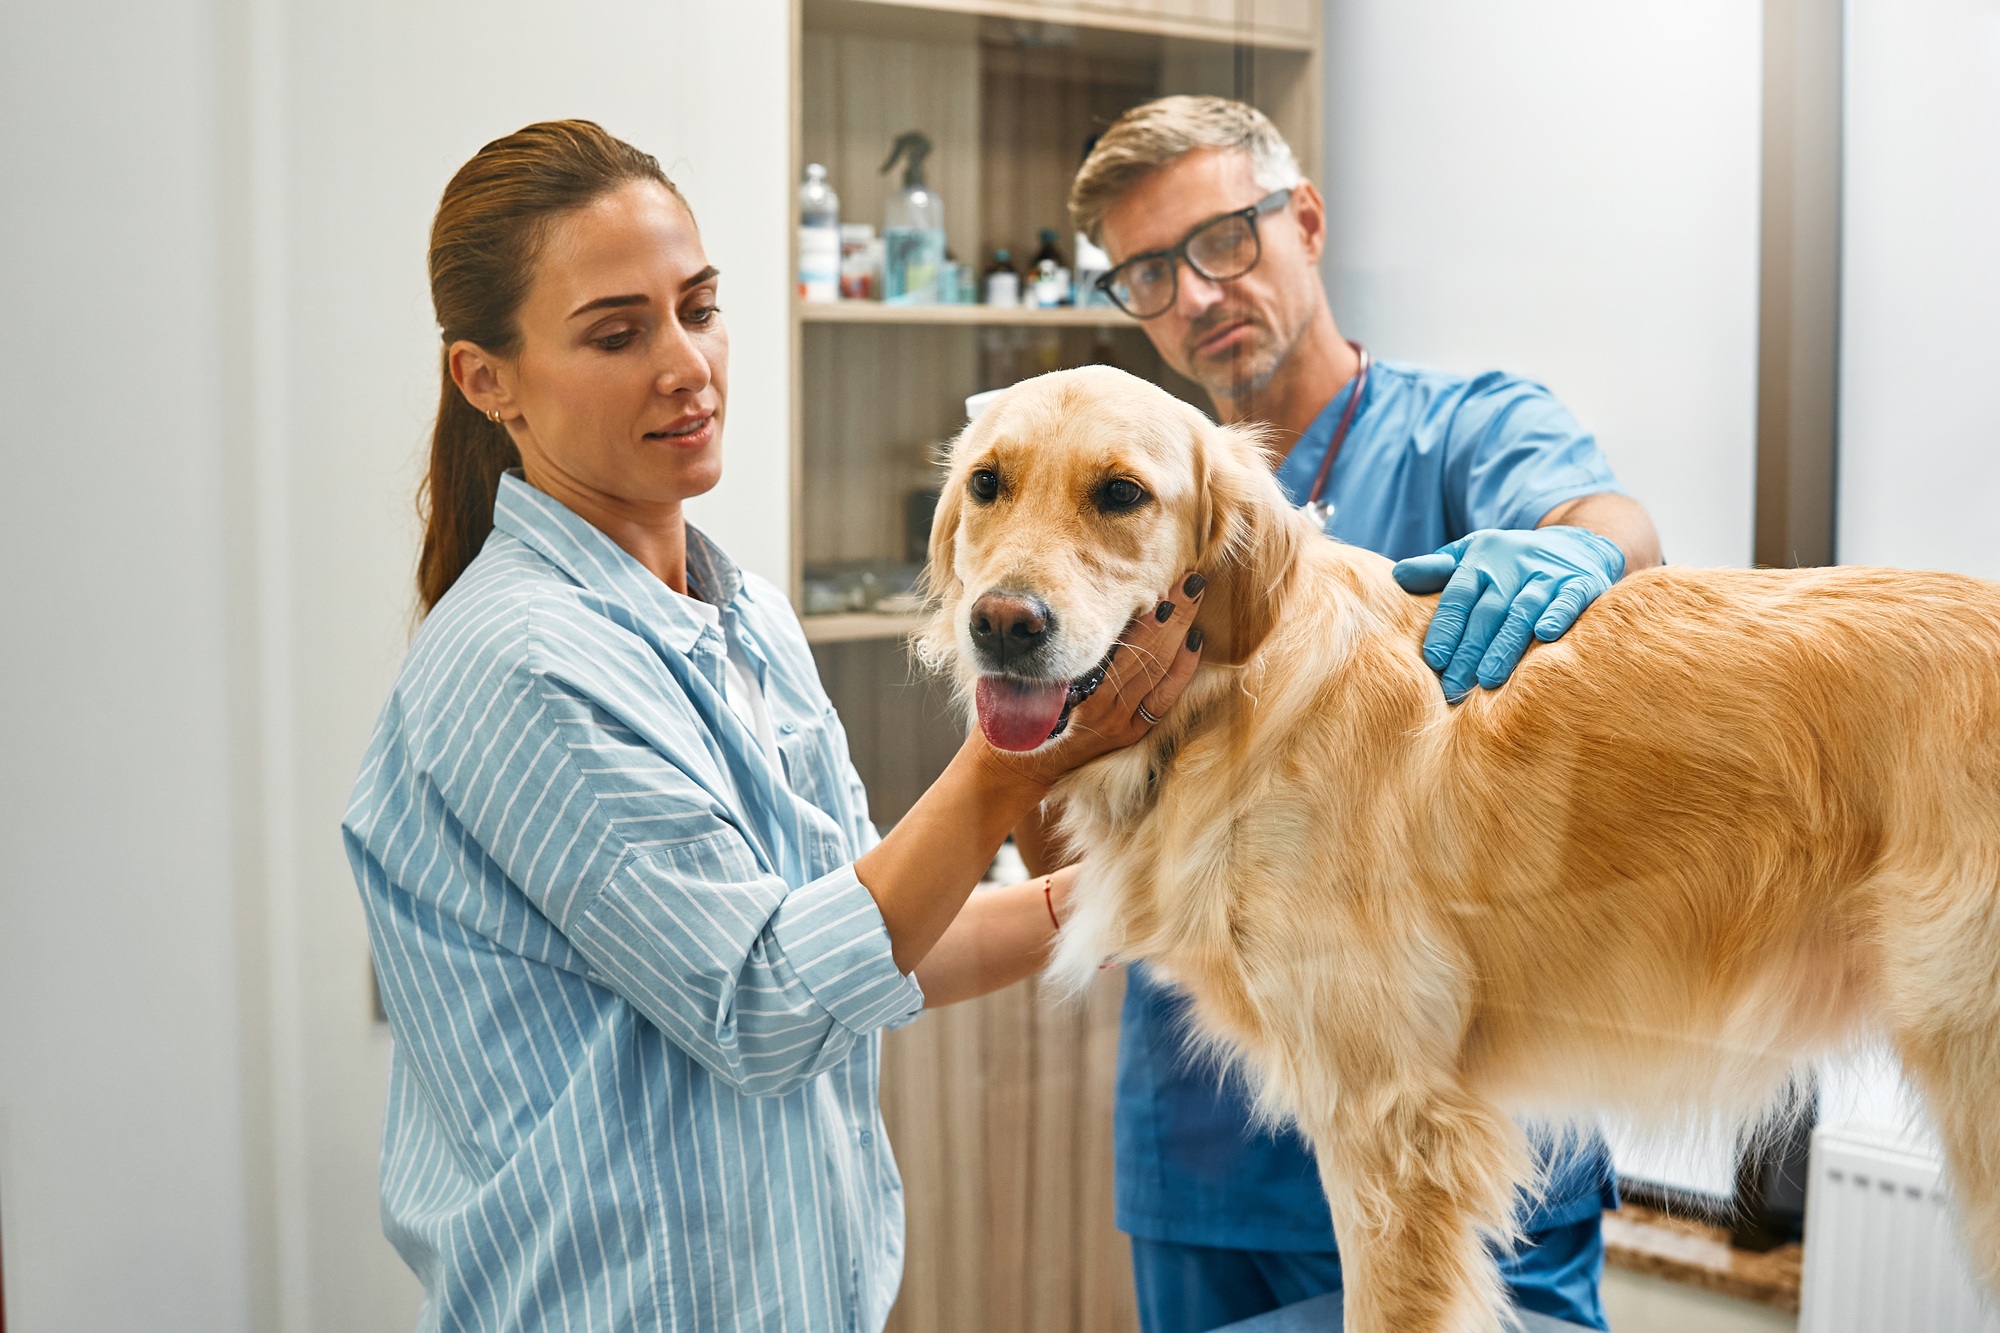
top-left (1096, 188), bottom-right (1294, 320)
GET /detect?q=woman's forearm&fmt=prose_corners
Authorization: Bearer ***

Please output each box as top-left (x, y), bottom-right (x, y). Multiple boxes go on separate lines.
top-left (855, 736), bottom-right (1049, 974)
top-left (912, 867), bottom-right (1076, 1007)
top-left (1012, 798), bottom-right (1078, 878)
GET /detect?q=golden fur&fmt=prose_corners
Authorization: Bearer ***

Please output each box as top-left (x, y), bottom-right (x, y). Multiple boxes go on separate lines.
top-left (921, 365), bottom-right (2000, 1333)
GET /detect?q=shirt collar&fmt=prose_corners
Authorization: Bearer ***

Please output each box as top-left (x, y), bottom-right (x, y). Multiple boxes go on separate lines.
top-left (491, 471), bottom-right (743, 656)
top-left (1273, 370), bottom-right (1370, 508)
top-left (683, 522), bottom-right (743, 612)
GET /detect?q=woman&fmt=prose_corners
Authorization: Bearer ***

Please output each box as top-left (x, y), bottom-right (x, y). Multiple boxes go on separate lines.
top-left (343, 120), bottom-right (1204, 1331)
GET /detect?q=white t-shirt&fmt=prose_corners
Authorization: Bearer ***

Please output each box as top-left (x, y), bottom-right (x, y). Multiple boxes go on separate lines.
top-left (673, 590), bottom-right (783, 772)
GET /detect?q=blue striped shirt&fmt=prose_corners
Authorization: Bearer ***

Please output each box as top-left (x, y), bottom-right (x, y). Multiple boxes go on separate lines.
top-left (343, 473), bottom-right (925, 1332)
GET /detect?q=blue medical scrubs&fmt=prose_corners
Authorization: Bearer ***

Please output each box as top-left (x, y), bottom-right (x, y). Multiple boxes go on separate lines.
top-left (1116, 359), bottom-right (1626, 1333)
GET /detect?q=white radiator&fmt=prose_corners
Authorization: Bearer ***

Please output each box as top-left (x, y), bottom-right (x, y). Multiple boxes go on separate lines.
top-left (1800, 1122), bottom-right (2000, 1333)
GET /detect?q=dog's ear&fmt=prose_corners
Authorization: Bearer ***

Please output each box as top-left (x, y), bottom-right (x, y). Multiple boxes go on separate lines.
top-left (1191, 417), bottom-right (1303, 667)
top-left (913, 466), bottom-right (966, 674)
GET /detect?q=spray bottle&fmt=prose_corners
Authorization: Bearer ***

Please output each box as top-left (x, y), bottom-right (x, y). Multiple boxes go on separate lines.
top-left (880, 131), bottom-right (945, 305)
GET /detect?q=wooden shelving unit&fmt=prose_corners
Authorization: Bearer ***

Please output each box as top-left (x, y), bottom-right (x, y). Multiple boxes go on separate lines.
top-left (790, 0), bottom-right (1322, 752)
top-left (798, 608), bottom-right (929, 643)
top-left (785, 6), bottom-right (1322, 1330)
top-left (799, 299), bottom-right (1137, 327)
top-left (810, 0), bottom-right (1317, 53)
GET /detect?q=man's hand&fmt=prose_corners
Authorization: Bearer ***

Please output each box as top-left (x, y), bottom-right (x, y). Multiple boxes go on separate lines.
top-left (1392, 526), bottom-right (1625, 702)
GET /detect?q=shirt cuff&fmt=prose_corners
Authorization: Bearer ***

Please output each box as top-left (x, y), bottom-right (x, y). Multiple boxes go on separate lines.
top-left (768, 863), bottom-right (925, 1035)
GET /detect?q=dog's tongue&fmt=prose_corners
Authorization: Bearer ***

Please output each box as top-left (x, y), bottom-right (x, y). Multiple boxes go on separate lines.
top-left (976, 676), bottom-right (1070, 752)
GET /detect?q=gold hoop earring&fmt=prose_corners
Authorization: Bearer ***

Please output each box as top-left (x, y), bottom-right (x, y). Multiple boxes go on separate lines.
top-left (487, 409), bottom-right (503, 425)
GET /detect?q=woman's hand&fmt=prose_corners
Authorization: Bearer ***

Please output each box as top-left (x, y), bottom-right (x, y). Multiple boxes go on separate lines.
top-left (856, 572), bottom-right (1204, 975)
top-left (978, 571), bottom-right (1206, 792)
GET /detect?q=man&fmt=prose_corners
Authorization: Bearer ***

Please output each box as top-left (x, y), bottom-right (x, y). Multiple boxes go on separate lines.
top-left (1063, 95), bottom-right (1664, 1333)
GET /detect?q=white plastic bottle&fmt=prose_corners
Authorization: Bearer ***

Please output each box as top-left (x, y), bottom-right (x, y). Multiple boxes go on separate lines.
top-left (1073, 232), bottom-right (1112, 307)
top-left (984, 248), bottom-right (1020, 307)
top-left (798, 164), bottom-right (841, 304)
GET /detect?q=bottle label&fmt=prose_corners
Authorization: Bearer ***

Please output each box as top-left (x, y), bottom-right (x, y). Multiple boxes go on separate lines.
top-left (884, 227), bottom-right (946, 305)
top-left (799, 225), bottom-right (841, 303)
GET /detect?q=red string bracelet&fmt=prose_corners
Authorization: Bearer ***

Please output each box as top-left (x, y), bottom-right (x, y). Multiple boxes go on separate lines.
top-left (1043, 875), bottom-right (1061, 931)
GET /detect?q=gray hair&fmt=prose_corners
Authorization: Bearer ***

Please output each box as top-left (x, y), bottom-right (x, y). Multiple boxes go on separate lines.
top-left (1069, 96), bottom-right (1303, 247)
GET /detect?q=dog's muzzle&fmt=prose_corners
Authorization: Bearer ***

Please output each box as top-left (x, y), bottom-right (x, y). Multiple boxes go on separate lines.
top-left (968, 591), bottom-right (1054, 674)
top-left (965, 590), bottom-right (1121, 752)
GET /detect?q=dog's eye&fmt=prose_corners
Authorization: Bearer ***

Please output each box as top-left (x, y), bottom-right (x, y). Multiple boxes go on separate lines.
top-left (1096, 477), bottom-right (1147, 512)
top-left (968, 469), bottom-right (1000, 503)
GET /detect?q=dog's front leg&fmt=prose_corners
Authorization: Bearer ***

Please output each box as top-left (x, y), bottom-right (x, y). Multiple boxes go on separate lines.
top-left (1301, 1079), bottom-right (1530, 1333)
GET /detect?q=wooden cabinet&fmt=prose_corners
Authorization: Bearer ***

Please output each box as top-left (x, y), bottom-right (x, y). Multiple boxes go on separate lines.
top-left (792, 0), bottom-right (1322, 675)
top-left (813, 0), bottom-right (1316, 50)
top-left (788, 3), bottom-right (1321, 1328)
top-left (880, 970), bottom-right (1139, 1333)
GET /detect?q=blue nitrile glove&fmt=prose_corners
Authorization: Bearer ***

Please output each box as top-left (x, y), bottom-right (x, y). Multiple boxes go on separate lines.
top-left (1391, 526), bottom-right (1625, 702)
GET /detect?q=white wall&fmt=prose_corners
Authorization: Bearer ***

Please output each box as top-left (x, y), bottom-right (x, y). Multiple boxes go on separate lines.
top-left (1320, 0), bottom-right (1765, 569)
top-left (1836, 0), bottom-right (2000, 576)
top-left (1820, 0), bottom-right (2000, 1154)
top-left (0, 3), bottom-right (253, 1328)
top-left (0, 1), bottom-right (790, 1327)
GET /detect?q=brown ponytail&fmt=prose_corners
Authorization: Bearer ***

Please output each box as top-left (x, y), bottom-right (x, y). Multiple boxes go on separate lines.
top-left (418, 120), bottom-right (683, 613)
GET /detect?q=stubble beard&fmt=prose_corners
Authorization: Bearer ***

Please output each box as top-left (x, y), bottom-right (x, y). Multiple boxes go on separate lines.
top-left (1187, 307), bottom-right (1307, 410)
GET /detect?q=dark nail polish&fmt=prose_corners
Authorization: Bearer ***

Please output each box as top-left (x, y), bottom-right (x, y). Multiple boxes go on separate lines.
top-left (1185, 627), bottom-right (1203, 651)
top-left (1155, 600), bottom-right (1174, 623)
top-left (1182, 572), bottom-right (1207, 598)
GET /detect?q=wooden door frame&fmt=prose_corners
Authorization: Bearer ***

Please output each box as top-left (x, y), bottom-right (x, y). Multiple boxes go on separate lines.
top-left (1753, 0), bottom-right (1843, 568)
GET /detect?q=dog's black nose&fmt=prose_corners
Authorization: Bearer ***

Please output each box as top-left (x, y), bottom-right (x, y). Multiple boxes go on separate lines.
top-left (969, 592), bottom-right (1053, 669)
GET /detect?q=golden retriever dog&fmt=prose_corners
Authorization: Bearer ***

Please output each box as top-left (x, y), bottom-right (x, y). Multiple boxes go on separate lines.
top-left (918, 364), bottom-right (2000, 1333)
